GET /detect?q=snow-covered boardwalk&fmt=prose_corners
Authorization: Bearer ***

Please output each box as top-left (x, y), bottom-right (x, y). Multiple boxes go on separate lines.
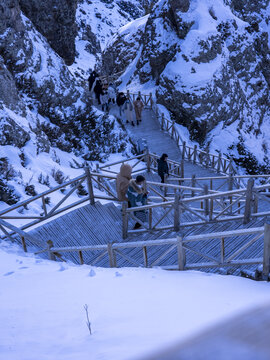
top-left (111, 106), bottom-right (218, 179)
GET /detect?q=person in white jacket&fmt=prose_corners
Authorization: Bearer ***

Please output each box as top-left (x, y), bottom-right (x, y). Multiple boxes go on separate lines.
top-left (108, 84), bottom-right (116, 104)
top-left (100, 91), bottom-right (109, 112)
top-left (124, 98), bottom-right (135, 126)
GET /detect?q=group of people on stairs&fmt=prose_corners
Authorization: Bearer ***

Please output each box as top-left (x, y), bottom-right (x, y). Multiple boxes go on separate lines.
top-left (116, 92), bottom-right (144, 126)
top-left (88, 70), bottom-right (116, 111)
top-left (88, 69), bottom-right (144, 125)
top-left (116, 154), bottom-right (169, 230)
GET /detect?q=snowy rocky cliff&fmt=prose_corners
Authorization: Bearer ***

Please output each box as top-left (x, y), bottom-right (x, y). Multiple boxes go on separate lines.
top-left (103, 0), bottom-right (270, 173)
top-left (0, 0), bottom-right (143, 206)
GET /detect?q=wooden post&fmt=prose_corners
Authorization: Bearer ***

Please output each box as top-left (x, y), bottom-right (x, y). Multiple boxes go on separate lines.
top-left (253, 195), bottom-right (258, 214)
top-left (180, 160), bottom-right (184, 179)
top-left (146, 148), bottom-right (150, 173)
top-left (243, 178), bottom-right (254, 224)
top-left (182, 141), bottom-right (186, 160)
top-left (204, 184), bottom-right (209, 216)
top-left (177, 236), bottom-right (186, 270)
top-left (42, 196), bottom-right (48, 217)
top-left (161, 113), bottom-right (165, 130)
top-left (84, 166), bottom-right (95, 205)
top-left (210, 198), bottom-right (213, 221)
top-left (205, 149), bottom-right (209, 168)
top-left (149, 92), bottom-right (153, 109)
top-left (228, 172), bottom-right (233, 214)
top-left (263, 220), bottom-right (270, 279)
top-left (107, 243), bottom-right (116, 267)
top-left (193, 145), bottom-right (197, 164)
top-left (79, 251), bottom-right (84, 265)
top-left (143, 246), bottom-right (148, 267)
top-left (191, 174), bottom-right (196, 197)
top-left (228, 173), bottom-right (233, 191)
top-left (217, 153), bottom-right (222, 173)
top-left (122, 201), bottom-right (128, 239)
top-left (21, 236), bottom-right (27, 252)
top-left (229, 159), bottom-right (234, 175)
top-left (127, 89), bottom-right (130, 100)
top-left (174, 193), bottom-right (180, 231)
top-left (47, 240), bottom-right (56, 261)
top-left (149, 208), bottom-right (153, 230)
top-left (221, 237), bottom-right (225, 263)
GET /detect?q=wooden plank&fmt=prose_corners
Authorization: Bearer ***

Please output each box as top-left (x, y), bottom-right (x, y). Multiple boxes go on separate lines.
top-left (177, 236), bottom-right (185, 270)
top-left (150, 245), bottom-right (177, 267)
top-left (243, 178), bottom-right (254, 224)
top-left (226, 232), bottom-right (264, 262)
top-left (263, 221), bottom-right (270, 278)
top-left (78, 251), bottom-right (84, 265)
top-left (107, 243), bottom-right (116, 267)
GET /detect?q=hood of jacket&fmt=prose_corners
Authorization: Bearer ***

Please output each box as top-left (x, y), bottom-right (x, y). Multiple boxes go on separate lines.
top-left (119, 163), bottom-right (132, 180)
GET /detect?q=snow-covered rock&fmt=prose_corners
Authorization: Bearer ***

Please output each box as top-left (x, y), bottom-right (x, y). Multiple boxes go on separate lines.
top-left (103, 0), bottom-right (270, 173)
top-left (0, 0), bottom-right (133, 207)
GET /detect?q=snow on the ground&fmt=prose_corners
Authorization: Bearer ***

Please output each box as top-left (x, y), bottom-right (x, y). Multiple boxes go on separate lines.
top-left (0, 241), bottom-right (270, 360)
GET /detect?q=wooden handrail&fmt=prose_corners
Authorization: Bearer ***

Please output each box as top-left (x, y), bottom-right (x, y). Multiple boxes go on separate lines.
top-left (49, 225), bottom-right (266, 271)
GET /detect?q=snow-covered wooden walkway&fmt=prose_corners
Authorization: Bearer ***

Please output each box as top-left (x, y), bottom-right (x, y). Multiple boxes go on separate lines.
top-left (4, 102), bottom-right (269, 276)
top-left (110, 106), bottom-right (218, 179)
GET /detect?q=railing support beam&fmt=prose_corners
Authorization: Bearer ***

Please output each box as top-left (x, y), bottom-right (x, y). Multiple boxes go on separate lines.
top-left (263, 220), bottom-right (270, 279)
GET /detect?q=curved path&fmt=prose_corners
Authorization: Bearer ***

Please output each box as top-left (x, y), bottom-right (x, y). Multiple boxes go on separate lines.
top-left (110, 106), bottom-right (221, 180)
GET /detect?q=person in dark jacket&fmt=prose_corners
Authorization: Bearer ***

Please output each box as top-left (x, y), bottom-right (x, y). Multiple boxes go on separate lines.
top-left (127, 175), bottom-right (147, 229)
top-left (93, 78), bottom-right (103, 105)
top-left (88, 70), bottom-right (98, 91)
top-left (157, 153), bottom-right (169, 183)
top-left (116, 92), bottom-right (127, 116)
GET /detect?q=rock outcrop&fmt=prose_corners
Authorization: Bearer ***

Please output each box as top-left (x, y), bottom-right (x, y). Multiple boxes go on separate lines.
top-left (19, 0), bottom-right (78, 65)
top-left (102, 0), bottom-right (270, 172)
top-left (0, 0), bottom-right (133, 205)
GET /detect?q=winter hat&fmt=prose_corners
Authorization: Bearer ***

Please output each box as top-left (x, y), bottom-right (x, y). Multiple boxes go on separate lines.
top-left (136, 175), bottom-right (145, 183)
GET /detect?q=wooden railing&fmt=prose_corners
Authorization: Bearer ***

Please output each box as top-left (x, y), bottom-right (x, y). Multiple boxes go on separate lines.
top-left (124, 90), bottom-right (241, 177)
top-left (125, 89), bottom-right (154, 109)
top-left (1, 152), bottom-right (270, 241)
top-left (122, 179), bottom-right (270, 238)
top-left (1, 150), bottom-right (270, 276)
top-left (47, 222), bottom-right (270, 278)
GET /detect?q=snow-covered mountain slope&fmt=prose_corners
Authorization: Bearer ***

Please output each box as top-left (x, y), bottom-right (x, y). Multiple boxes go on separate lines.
top-left (102, 0), bottom-right (270, 173)
top-left (69, 0), bottom-right (145, 78)
top-left (0, 0), bottom-right (133, 208)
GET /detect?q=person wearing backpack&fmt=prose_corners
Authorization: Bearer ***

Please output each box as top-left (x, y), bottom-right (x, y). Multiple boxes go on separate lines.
top-left (116, 92), bottom-right (127, 116)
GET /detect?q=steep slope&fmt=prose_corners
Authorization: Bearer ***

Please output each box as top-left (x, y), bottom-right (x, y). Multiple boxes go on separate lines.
top-left (101, 0), bottom-right (270, 173)
top-left (69, 0), bottom-right (145, 78)
top-left (0, 0), bottom-right (131, 207)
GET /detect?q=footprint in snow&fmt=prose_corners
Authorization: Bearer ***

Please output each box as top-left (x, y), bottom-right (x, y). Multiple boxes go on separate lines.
top-left (88, 269), bottom-right (96, 277)
top-left (19, 267), bottom-right (28, 270)
top-left (4, 271), bottom-right (14, 276)
top-left (115, 271), bottom-right (123, 277)
top-left (58, 264), bottom-right (67, 272)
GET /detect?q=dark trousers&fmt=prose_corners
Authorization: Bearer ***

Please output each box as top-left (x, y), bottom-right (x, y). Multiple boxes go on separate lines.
top-left (159, 174), bottom-right (165, 183)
